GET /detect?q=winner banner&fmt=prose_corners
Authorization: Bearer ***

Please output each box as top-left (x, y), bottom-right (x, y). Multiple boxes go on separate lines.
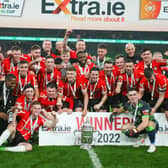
top-left (39, 112), bottom-right (168, 146)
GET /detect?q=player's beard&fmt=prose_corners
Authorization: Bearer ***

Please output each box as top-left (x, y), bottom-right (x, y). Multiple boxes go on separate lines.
top-left (68, 79), bottom-right (75, 85)
top-left (20, 72), bottom-right (27, 78)
top-left (79, 60), bottom-right (86, 67)
top-left (46, 68), bottom-right (53, 74)
top-left (105, 71), bottom-right (111, 77)
top-left (13, 57), bottom-right (20, 63)
top-left (90, 78), bottom-right (97, 84)
top-left (126, 70), bottom-right (132, 76)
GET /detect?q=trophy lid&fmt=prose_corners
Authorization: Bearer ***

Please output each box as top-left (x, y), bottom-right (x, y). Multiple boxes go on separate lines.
top-left (82, 118), bottom-right (93, 129)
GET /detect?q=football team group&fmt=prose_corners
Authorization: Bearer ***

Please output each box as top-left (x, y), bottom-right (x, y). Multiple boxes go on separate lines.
top-left (0, 30), bottom-right (167, 153)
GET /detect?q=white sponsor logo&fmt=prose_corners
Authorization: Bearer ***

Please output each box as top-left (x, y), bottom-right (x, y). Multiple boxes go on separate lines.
top-left (0, 0), bottom-right (24, 16)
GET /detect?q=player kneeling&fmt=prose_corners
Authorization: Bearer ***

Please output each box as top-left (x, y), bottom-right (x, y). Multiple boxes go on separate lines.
top-left (0, 101), bottom-right (57, 152)
top-left (111, 88), bottom-right (159, 153)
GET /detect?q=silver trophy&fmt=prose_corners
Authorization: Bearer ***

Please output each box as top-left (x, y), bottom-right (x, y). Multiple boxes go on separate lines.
top-left (74, 118), bottom-right (99, 150)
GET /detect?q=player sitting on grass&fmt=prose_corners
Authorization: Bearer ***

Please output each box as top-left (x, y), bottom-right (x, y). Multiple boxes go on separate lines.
top-left (0, 101), bottom-right (58, 152)
top-left (110, 87), bottom-right (159, 153)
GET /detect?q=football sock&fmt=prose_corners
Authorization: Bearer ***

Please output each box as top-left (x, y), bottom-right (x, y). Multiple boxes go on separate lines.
top-left (4, 145), bottom-right (26, 152)
top-left (148, 130), bottom-right (156, 144)
top-left (0, 129), bottom-right (11, 146)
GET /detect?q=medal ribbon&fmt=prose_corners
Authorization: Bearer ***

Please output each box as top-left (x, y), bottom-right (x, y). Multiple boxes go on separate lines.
top-left (24, 97), bottom-right (32, 111)
top-left (45, 70), bottom-right (54, 85)
top-left (89, 79), bottom-right (98, 98)
top-left (105, 73), bottom-right (114, 93)
top-left (126, 72), bottom-right (135, 88)
top-left (78, 64), bottom-right (89, 75)
top-left (19, 72), bottom-right (28, 93)
top-left (10, 59), bottom-right (18, 72)
top-left (3, 83), bottom-right (9, 106)
top-left (30, 114), bottom-right (38, 135)
top-left (144, 63), bottom-right (152, 69)
top-left (147, 76), bottom-right (156, 100)
top-left (69, 82), bottom-right (76, 97)
top-left (132, 103), bottom-right (139, 124)
top-left (97, 58), bottom-right (105, 69)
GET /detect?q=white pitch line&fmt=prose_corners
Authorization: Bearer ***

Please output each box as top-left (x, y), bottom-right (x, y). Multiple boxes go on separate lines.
top-left (87, 148), bottom-right (103, 168)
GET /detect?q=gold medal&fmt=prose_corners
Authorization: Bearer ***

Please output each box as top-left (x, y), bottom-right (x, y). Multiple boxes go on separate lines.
top-left (89, 80), bottom-right (98, 100)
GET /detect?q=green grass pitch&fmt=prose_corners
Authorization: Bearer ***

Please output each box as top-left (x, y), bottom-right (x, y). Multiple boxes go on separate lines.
top-left (0, 146), bottom-right (167, 168)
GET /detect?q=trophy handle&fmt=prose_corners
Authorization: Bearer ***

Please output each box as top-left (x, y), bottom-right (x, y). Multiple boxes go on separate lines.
top-left (73, 129), bottom-right (81, 136)
top-left (93, 130), bottom-right (100, 145)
